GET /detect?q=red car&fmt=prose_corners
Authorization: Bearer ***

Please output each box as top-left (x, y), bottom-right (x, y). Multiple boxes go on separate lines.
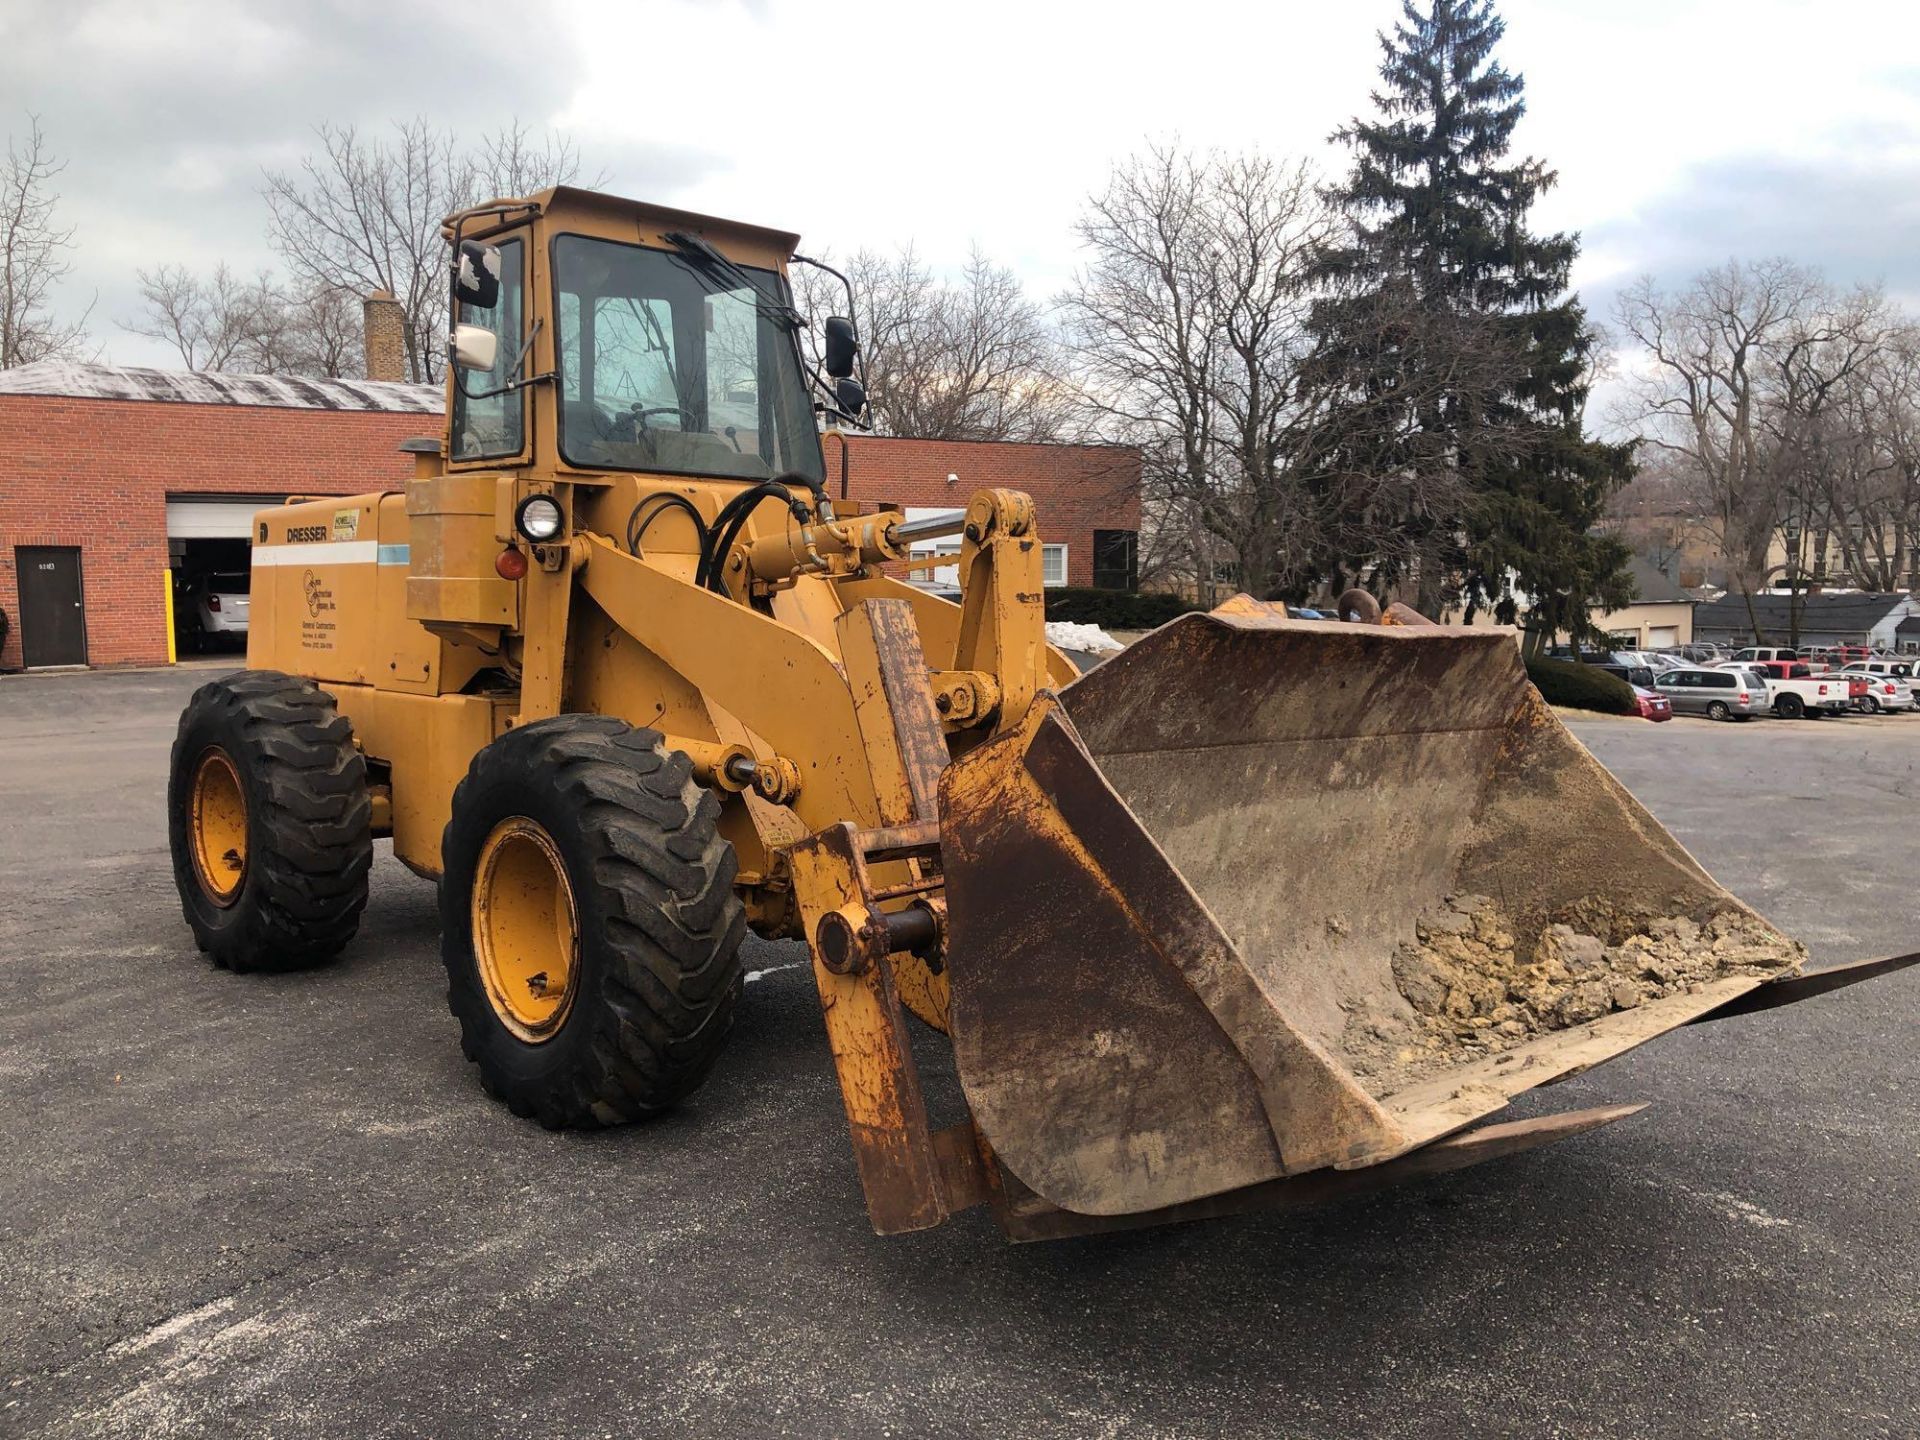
top-left (1632, 684), bottom-right (1672, 722)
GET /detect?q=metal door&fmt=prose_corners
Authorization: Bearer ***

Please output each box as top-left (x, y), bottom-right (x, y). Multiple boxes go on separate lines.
top-left (16, 547), bottom-right (87, 667)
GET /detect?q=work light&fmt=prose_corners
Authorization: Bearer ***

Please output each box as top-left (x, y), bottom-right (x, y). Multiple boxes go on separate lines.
top-left (515, 495), bottom-right (564, 542)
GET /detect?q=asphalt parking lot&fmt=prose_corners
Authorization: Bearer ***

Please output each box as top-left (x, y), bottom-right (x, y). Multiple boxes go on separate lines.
top-left (4, 666), bottom-right (1917, 1439)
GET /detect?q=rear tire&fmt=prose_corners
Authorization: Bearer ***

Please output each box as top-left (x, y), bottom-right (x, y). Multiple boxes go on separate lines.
top-left (1863, 696), bottom-right (1881, 714)
top-left (1706, 700), bottom-right (1731, 721)
top-left (440, 715), bottom-right (747, 1128)
top-left (1776, 694), bottom-right (1805, 719)
top-left (167, 671), bottom-right (373, 971)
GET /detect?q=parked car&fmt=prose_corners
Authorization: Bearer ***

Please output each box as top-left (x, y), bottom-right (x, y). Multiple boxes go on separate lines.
top-left (1544, 646), bottom-right (1652, 688)
top-left (1838, 666), bottom-right (1917, 713)
top-left (1847, 658), bottom-right (1917, 681)
top-left (1651, 666), bottom-right (1770, 721)
top-left (1729, 646), bottom-right (1801, 665)
top-left (179, 571), bottom-right (250, 651)
top-left (1631, 684), bottom-right (1672, 722)
top-left (1597, 661), bottom-right (1656, 688)
top-left (1807, 644), bottom-right (1877, 668)
top-left (1612, 649), bottom-right (1679, 672)
top-left (1661, 643), bottom-right (1728, 665)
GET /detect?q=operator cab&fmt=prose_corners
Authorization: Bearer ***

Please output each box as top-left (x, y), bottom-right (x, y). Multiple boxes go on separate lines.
top-left (441, 186), bottom-right (865, 487)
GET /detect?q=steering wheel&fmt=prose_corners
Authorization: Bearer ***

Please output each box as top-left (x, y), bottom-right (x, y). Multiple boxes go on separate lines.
top-left (613, 403), bottom-right (697, 444)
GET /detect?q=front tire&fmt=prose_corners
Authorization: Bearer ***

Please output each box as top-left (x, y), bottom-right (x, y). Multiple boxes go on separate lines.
top-left (440, 715), bottom-right (747, 1129)
top-left (167, 671), bottom-right (373, 971)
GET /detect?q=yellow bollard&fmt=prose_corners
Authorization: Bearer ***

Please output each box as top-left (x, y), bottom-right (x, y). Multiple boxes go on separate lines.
top-left (164, 571), bottom-right (177, 665)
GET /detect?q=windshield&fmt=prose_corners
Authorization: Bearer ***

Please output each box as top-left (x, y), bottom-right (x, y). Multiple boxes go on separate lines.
top-left (552, 233), bottom-right (823, 484)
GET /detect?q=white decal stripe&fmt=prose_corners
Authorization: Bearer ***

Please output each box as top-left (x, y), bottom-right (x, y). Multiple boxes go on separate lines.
top-left (252, 541), bottom-right (379, 567)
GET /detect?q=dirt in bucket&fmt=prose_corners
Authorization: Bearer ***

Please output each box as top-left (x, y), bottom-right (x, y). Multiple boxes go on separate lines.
top-left (1339, 893), bottom-right (1805, 1095)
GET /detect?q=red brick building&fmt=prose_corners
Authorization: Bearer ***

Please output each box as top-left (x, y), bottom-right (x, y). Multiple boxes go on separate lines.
top-left (825, 432), bottom-right (1140, 590)
top-left (0, 363), bottom-right (1141, 670)
top-left (0, 364), bottom-right (438, 670)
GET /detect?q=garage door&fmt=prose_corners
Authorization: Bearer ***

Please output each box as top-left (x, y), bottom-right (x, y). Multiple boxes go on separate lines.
top-left (1647, 625), bottom-right (1680, 649)
top-left (166, 497), bottom-right (279, 539)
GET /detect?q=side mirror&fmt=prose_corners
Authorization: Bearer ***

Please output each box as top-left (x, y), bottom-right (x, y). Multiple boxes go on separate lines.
top-left (451, 323), bottom-right (499, 373)
top-left (833, 376), bottom-right (867, 417)
top-left (823, 315), bottom-right (858, 379)
top-left (455, 240), bottom-right (501, 310)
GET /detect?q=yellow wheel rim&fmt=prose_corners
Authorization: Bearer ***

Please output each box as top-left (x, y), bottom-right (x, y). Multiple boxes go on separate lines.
top-left (189, 747), bottom-right (249, 906)
top-left (471, 817), bottom-right (580, 1043)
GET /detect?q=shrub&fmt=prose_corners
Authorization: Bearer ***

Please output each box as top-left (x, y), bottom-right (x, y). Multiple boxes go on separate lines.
top-left (1524, 656), bottom-right (1638, 715)
top-left (1043, 587), bottom-right (1200, 629)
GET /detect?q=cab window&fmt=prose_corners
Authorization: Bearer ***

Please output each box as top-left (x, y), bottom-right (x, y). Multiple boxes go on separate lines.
top-left (551, 233), bottom-right (824, 483)
top-left (451, 237), bottom-right (526, 461)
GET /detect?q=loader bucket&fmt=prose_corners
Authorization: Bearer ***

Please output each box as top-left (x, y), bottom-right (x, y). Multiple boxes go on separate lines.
top-left (938, 603), bottom-right (1815, 1220)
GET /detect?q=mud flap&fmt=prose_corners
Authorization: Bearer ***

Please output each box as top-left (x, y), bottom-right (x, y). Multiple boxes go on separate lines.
top-left (939, 607), bottom-right (1823, 1219)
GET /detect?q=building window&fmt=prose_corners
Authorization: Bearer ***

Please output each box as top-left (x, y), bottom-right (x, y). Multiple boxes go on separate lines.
top-left (902, 506), bottom-right (964, 586)
top-left (1043, 544), bottom-right (1068, 588)
top-left (1092, 528), bottom-right (1138, 591)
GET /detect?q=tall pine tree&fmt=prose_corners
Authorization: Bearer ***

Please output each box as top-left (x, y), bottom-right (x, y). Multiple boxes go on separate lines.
top-left (1312, 0), bottom-right (1633, 648)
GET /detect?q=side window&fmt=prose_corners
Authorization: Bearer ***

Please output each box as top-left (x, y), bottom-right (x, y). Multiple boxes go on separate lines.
top-left (451, 237), bottom-right (526, 461)
top-left (705, 288), bottom-right (761, 451)
top-left (1705, 673), bottom-right (1733, 688)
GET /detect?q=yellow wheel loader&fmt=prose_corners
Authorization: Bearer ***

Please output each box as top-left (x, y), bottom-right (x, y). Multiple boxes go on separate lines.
top-left (167, 187), bottom-right (1916, 1239)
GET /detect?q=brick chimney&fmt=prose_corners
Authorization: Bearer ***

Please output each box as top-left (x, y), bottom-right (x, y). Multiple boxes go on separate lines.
top-left (362, 289), bottom-right (408, 383)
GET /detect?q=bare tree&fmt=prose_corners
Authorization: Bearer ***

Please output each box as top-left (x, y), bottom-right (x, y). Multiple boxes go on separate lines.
top-left (1613, 261), bottom-right (1920, 643)
top-left (1058, 146), bottom-right (1248, 601)
top-left (124, 265), bottom-right (363, 378)
top-left (797, 242), bottom-right (1067, 443)
top-left (127, 264), bottom-right (274, 370)
top-left (1057, 144), bottom-right (1495, 605)
top-left (1613, 260), bottom-right (1825, 635)
top-left (274, 284), bottom-right (363, 379)
top-left (0, 115), bottom-right (90, 368)
top-left (262, 118), bottom-right (592, 383)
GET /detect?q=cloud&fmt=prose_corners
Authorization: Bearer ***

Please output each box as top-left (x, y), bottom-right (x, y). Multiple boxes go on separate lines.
top-left (5, 0), bottom-right (1920, 376)
top-left (1582, 150), bottom-right (1920, 306)
top-left (0, 0), bottom-right (719, 362)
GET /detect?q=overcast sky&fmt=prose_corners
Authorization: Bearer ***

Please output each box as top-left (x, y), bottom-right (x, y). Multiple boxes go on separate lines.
top-left (7, 0), bottom-right (1920, 412)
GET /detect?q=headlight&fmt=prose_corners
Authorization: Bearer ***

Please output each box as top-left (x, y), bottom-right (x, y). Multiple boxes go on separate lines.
top-left (516, 494), bottom-right (564, 542)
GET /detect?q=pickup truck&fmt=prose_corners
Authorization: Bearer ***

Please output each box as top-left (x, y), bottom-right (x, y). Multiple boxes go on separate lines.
top-left (1749, 658), bottom-right (1870, 707)
top-left (1734, 662), bottom-right (1852, 718)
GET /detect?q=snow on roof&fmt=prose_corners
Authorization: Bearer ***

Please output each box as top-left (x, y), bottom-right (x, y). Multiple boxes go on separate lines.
top-left (0, 360), bottom-right (444, 414)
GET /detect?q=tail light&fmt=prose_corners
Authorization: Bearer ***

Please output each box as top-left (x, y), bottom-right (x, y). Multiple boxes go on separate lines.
top-left (1738, 691), bottom-right (1750, 702)
top-left (1818, 684), bottom-right (1828, 695)
top-left (206, 595), bottom-right (221, 612)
